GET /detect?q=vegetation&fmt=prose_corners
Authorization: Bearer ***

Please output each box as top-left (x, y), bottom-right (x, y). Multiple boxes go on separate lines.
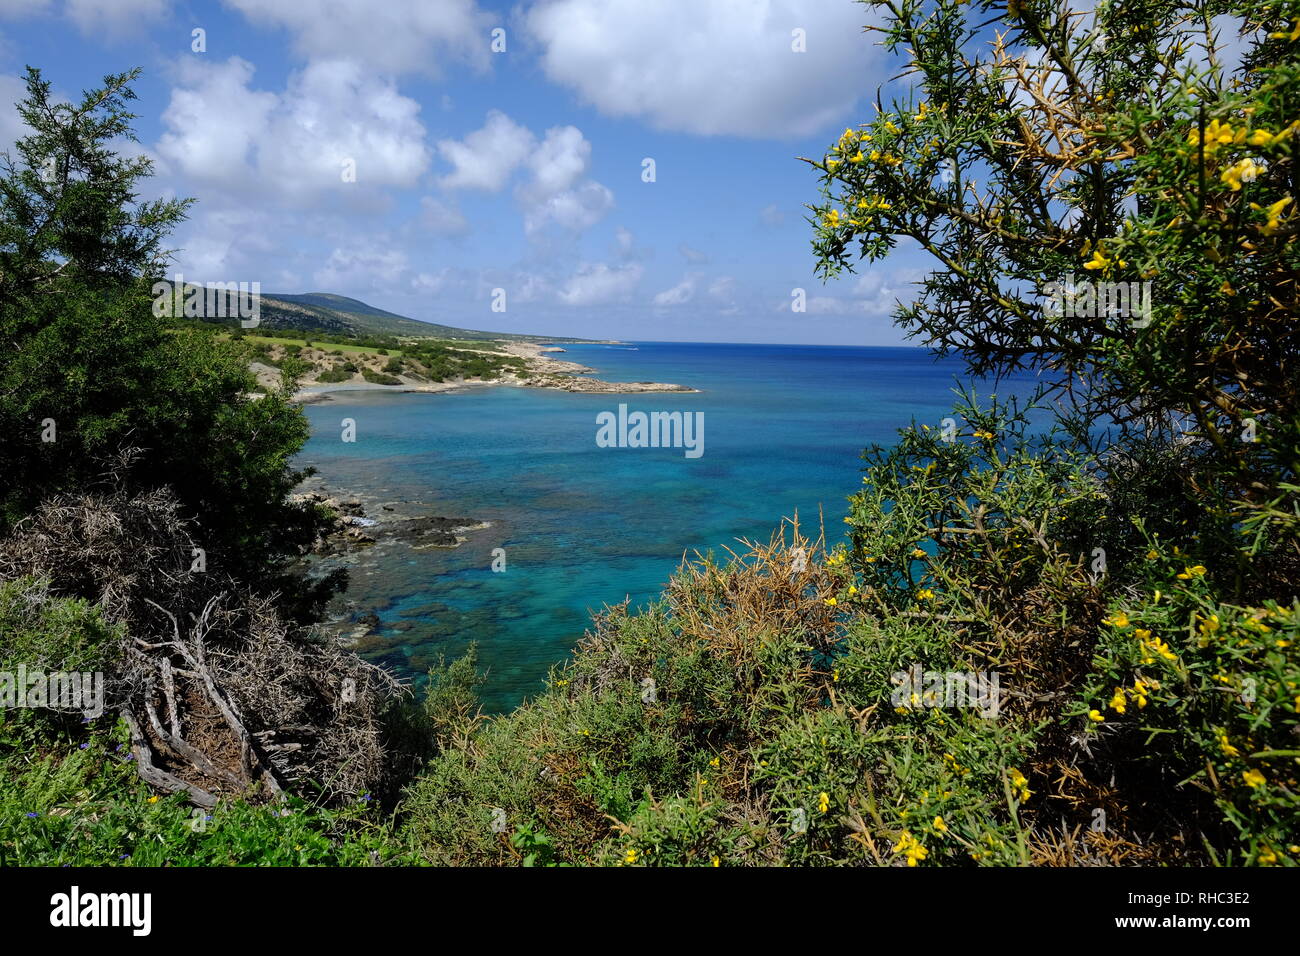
top-left (3, 0), bottom-right (1297, 867)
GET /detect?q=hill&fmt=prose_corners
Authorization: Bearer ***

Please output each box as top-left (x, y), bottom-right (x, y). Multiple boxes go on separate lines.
top-left (158, 282), bottom-right (595, 343)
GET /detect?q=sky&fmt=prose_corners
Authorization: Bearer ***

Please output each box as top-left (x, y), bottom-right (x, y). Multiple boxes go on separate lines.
top-left (0, 0), bottom-right (937, 344)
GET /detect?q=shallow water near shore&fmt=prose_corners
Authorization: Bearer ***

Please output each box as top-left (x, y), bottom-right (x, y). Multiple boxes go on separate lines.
top-left (297, 342), bottom-right (1044, 712)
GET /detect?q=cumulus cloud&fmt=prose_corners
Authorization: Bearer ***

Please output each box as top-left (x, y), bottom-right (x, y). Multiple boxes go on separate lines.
top-left (157, 56), bottom-right (431, 199)
top-left (557, 262), bottom-right (643, 306)
top-left (436, 109), bottom-right (534, 191)
top-left (221, 0), bottom-right (491, 76)
top-left (523, 0), bottom-right (879, 137)
top-left (436, 110), bottom-right (614, 237)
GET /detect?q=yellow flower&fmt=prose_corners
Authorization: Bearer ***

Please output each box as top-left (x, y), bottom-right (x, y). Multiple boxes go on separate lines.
top-left (1088, 709), bottom-right (1105, 723)
top-left (709, 756), bottom-right (720, 768)
top-left (818, 791), bottom-right (830, 814)
top-left (1104, 612), bottom-right (1130, 628)
top-left (1258, 845), bottom-right (1278, 866)
top-left (1188, 118), bottom-right (1237, 154)
top-left (825, 597), bottom-right (838, 606)
top-left (1242, 769), bottom-right (1266, 789)
top-left (916, 588), bottom-right (936, 601)
top-left (1218, 732), bottom-right (1240, 758)
top-left (1269, 18), bottom-right (1300, 41)
top-left (933, 815), bottom-right (947, 833)
top-left (1145, 549), bottom-right (1159, 560)
top-left (1082, 241), bottom-right (1125, 272)
top-left (1109, 688), bottom-right (1127, 714)
top-left (850, 151), bottom-right (865, 163)
top-left (1134, 628), bottom-right (1152, 641)
top-left (625, 848), bottom-right (639, 865)
top-left (1132, 679), bottom-right (1149, 708)
top-left (1144, 637), bottom-right (1177, 662)
top-left (1008, 768), bottom-right (1031, 802)
top-left (148, 795), bottom-right (159, 804)
top-left (1250, 195), bottom-right (1293, 235)
top-left (1221, 157), bottom-right (1260, 191)
top-left (911, 548), bottom-right (927, 558)
top-left (892, 830), bottom-right (929, 866)
top-left (1176, 564), bottom-right (1207, 579)
top-left (711, 856), bottom-right (720, 867)
top-left (823, 209), bottom-right (842, 228)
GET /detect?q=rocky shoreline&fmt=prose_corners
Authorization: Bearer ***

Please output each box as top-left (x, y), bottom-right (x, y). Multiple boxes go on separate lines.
top-left (291, 488), bottom-right (489, 557)
top-left (292, 341), bottom-right (697, 404)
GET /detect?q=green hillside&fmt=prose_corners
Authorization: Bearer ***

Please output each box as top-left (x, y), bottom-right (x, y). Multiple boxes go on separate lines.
top-left (157, 282), bottom-right (594, 342)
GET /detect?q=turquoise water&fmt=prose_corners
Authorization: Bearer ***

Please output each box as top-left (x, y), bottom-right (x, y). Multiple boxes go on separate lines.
top-left (298, 342), bottom-right (1042, 712)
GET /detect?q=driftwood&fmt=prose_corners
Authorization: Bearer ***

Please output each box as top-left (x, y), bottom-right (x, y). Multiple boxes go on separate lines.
top-left (0, 476), bottom-right (407, 806)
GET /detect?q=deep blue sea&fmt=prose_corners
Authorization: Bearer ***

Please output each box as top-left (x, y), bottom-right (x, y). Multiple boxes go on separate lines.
top-left (297, 342), bottom-right (1043, 711)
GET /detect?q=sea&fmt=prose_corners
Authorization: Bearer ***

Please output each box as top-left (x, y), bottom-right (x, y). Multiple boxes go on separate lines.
top-left (297, 342), bottom-right (1045, 712)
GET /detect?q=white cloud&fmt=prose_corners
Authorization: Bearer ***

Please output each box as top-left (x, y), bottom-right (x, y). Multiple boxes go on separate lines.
top-left (64, 0), bottom-right (166, 34)
top-left (707, 276), bottom-right (736, 301)
top-left (158, 56), bottom-right (431, 198)
top-left (157, 57), bottom-right (276, 184)
top-left (653, 273), bottom-right (698, 306)
top-left (437, 109), bottom-right (533, 191)
top-left (0, 73), bottom-right (29, 152)
top-left (523, 0), bottom-right (879, 137)
top-left (523, 178), bottom-right (612, 235)
top-left (314, 241), bottom-right (418, 291)
top-left (167, 207), bottom-right (290, 284)
top-left (614, 226), bottom-right (634, 256)
top-left (221, 0), bottom-right (491, 76)
top-left (558, 262), bottom-right (643, 306)
top-left (437, 111), bottom-right (614, 237)
top-left (759, 203), bottom-right (784, 226)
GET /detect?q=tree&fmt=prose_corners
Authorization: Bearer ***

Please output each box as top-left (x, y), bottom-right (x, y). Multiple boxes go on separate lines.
top-left (0, 67), bottom-right (323, 569)
top-left (807, 0), bottom-right (1299, 559)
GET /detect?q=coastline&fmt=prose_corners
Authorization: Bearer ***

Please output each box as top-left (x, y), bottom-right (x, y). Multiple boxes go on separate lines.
top-left (291, 341), bottom-right (698, 404)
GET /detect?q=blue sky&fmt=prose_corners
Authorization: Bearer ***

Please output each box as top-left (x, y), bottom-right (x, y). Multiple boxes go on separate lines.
top-left (0, 0), bottom-right (930, 344)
